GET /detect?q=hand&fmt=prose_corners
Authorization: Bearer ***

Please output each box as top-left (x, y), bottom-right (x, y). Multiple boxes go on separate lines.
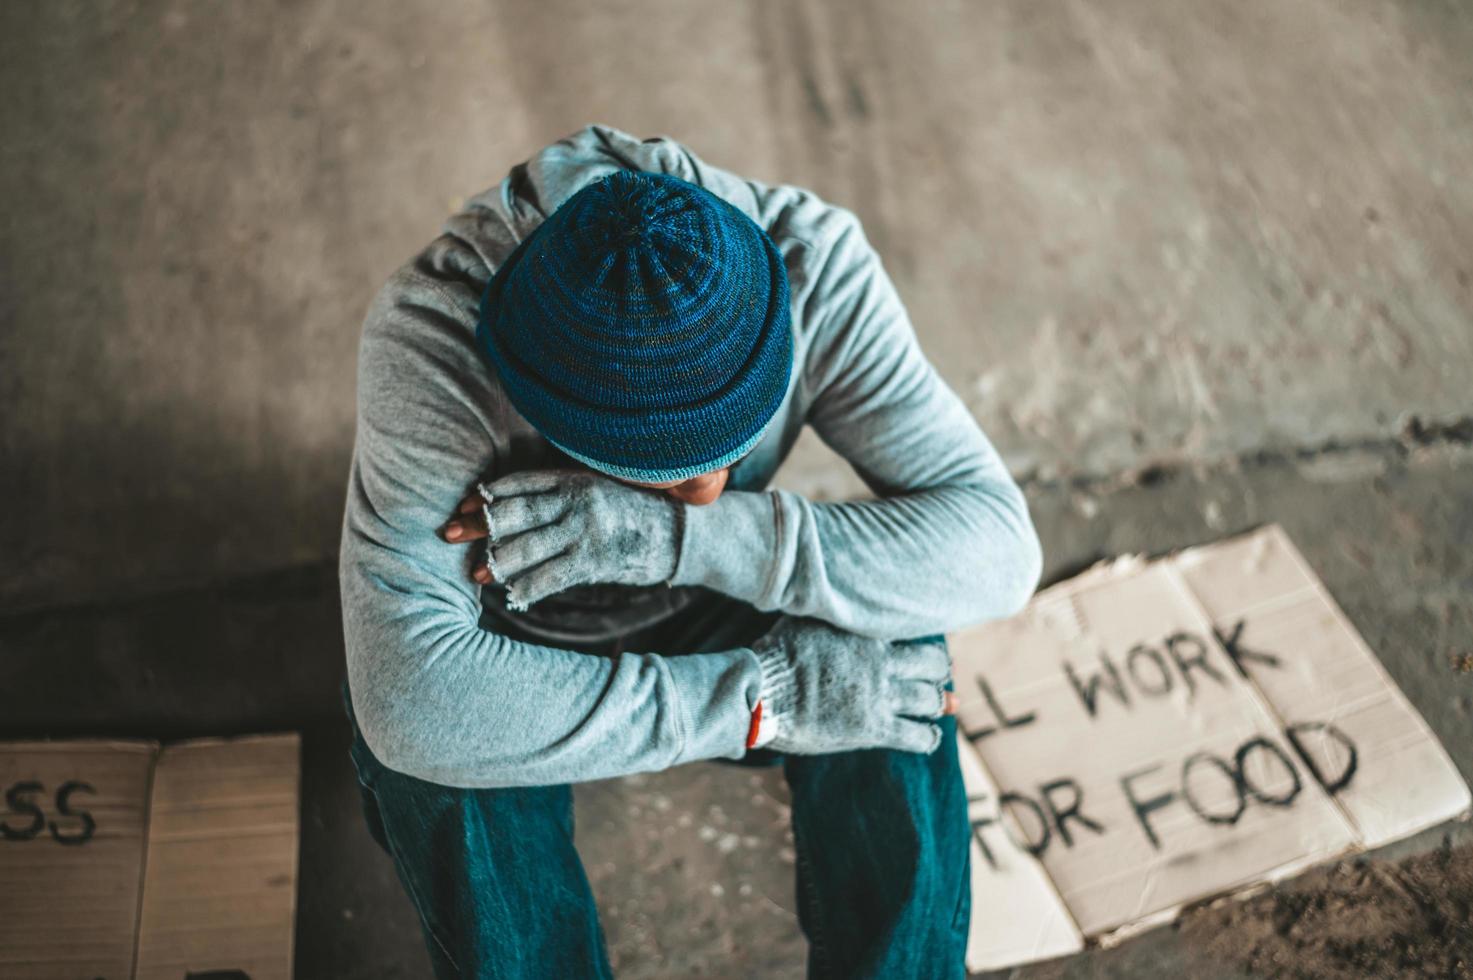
top-left (440, 468), bottom-right (681, 611)
top-left (750, 615), bottom-right (956, 756)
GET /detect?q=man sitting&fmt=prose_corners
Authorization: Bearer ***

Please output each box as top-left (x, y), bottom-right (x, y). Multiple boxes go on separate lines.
top-left (338, 123), bottom-right (1042, 979)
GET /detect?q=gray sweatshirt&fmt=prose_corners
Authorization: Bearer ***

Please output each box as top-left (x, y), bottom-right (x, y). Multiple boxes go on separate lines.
top-left (339, 123), bottom-right (1042, 788)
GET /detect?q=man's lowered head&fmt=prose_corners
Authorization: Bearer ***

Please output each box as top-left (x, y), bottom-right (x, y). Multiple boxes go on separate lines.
top-left (473, 168), bottom-right (792, 509)
top-left (440, 167), bottom-right (791, 600)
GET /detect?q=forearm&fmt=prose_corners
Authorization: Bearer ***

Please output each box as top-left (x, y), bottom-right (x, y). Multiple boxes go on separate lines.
top-left (670, 479), bottom-right (1041, 640)
top-left (342, 519), bottom-right (761, 788)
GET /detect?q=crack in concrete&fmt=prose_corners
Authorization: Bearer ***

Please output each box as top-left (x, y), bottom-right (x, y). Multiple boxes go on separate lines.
top-left (1020, 414), bottom-right (1473, 496)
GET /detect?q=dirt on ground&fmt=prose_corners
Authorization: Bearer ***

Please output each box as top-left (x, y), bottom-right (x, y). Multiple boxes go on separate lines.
top-left (1179, 836), bottom-right (1472, 979)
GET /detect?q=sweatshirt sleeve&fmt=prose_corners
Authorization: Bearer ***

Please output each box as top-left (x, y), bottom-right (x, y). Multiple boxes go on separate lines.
top-left (339, 260), bottom-right (762, 789)
top-left (670, 200), bottom-right (1044, 640)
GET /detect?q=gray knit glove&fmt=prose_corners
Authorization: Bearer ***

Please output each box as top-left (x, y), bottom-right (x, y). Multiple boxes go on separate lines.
top-left (477, 468), bottom-right (680, 611)
top-left (750, 615), bottom-right (952, 755)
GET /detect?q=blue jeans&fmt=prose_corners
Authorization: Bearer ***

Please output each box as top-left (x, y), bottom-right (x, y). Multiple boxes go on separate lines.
top-left (343, 595), bottom-right (970, 979)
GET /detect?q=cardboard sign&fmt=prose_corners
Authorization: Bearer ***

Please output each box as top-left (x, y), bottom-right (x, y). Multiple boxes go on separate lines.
top-left (0, 742), bottom-right (156, 979)
top-left (949, 524), bottom-right (1470, 972)
top-left (0, 734), bottom-right (300, 980)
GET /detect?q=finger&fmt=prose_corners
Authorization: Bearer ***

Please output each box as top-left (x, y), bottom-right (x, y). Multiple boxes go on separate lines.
top-left (490, 525), bottom-right (572, 581)
top-left (505, 552), bottom-right (582, 609)
top-left (891, 679), bottom-right (949, 718)
top-left (457, 492), bottom-right (483, 515)
top-left (480, 470), bottom-right (570, 499)
top-left (889, 640), bottom-right (951, 683)
top-left (490, 493), bottom-right (569, 539)
top-left (442, 505), bottom-right (490, 543)
top-left (473, 561), bottom-right (494, 585)
top-left (887, 718), bottom-right (944, 755)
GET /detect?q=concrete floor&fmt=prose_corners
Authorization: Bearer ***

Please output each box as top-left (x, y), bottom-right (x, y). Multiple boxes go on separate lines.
top-left (1, 0), bottom-right (1470, 977)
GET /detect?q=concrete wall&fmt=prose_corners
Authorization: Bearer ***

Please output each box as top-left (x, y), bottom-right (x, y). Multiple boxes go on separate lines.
top-left (3, 0), bottom-right (1470, 612)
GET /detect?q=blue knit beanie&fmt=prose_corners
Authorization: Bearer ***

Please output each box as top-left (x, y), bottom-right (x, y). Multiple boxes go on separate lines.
top-left (474, 169), bottom-right (793, 483)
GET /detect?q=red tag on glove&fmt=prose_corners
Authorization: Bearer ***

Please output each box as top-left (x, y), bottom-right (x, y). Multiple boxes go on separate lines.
top-left (745, 700), bottom-right (764, 749)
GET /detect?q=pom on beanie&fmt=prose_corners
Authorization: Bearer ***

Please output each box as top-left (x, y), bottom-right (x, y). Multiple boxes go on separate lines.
top-left (475, 169), bottom-right (792, 483)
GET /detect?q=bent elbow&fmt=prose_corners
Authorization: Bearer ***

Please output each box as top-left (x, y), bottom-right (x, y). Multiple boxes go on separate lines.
top-left (346, 640), bottom-right (538, 788)
top-left (348, 661), bottom-right (488, 784)
top-left (364, 737), bottom-right (427, 782)
top-left (1005, 515), bottom-right (1044, 615)
top-left (970, 479), bottom-right (1043, 620)
top-left (351, 687), bottom-right (435, 780)
top-left (357, 694), bottom-right (513, 786)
